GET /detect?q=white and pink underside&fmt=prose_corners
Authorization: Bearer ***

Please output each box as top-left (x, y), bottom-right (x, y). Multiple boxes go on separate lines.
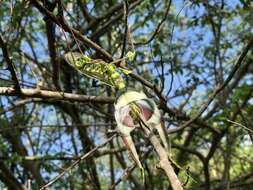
top-left (114, 91), bottom-right (170, 168)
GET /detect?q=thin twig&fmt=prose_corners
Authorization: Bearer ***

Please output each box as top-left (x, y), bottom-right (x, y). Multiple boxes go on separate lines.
top-left (0, 98), bottom-right (41, 115)
top-left (82, 0), bottom-right (138, 33)
top-left (227, 119), bottom-right (253, 134)
top-left (109, 164), bottom-right (136, 189)
top-left (166, 1), bottom-right (191, 97)
top-left (30, 0), bottom-right (113, 61)
top-left (120, 0), bottom-right (130, 58)
top-left (134, 0), bottom-right (172, 45)
top-left (167, 37), bottom-right (253, 134)
top-left (0, 123), bottom-right (117, 133)
top-left (40, 134), bottom-right (117, 190)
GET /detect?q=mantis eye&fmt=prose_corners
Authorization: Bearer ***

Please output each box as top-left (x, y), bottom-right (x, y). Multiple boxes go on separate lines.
top-left (75, 59), bottom-right (84, 69)
top-left (107, 64), bottom-right (116, 72)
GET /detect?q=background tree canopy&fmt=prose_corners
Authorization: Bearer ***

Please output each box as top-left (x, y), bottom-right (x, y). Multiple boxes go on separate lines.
top-left (0, 0), bottom-right (252, 189)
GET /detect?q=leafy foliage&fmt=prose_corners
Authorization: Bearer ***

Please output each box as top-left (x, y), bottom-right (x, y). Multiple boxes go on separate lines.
top-left (0, 0), bottom-right (252, 189)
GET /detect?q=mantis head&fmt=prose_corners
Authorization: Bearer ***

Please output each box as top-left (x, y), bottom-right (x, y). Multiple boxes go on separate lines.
top-left (64, 52), bottom-right (92, 69)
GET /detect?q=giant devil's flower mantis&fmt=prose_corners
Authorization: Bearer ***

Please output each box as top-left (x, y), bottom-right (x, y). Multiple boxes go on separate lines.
top-left (64, 51), bottom-right (170, 184)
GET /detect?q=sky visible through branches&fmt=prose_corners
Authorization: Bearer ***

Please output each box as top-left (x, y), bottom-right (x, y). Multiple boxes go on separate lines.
top-left (0, 0), bottom-right (253, 189)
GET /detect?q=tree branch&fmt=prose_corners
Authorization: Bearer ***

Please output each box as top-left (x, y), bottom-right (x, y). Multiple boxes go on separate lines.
top-left (0, 161), bottom-right (26, 190)
top-left (30, 0), bottom-right (113, 61)
top-left (0, 35), bottom-right (21, 91)
top-left (144, 129), bottom-right (183, 190)
top-left (0, 87), bottom-right (115, 104)
top-left (167, 36), bottom-right (253, 134)
top-left (40, 134), bottom-right (116, 190)
top-left (134, 0), bottom-right (172, 45)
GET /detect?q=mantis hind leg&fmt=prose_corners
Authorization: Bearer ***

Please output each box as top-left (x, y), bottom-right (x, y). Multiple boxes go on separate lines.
top-left (122, 135), bottom-right (143, 169)
top-left (122, 135), bottom-right (145, 187)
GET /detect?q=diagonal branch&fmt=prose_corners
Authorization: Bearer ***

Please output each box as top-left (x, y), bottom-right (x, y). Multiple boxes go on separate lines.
top-left (168, 36), bottom-right (253, 134)
top-left (0, 161), bottom-right (26, 190)
top-left (141, 125), bottom-right (183, 190)
top-left (0, 35), bottom-right (21, 91)
top-left (134, 0), bottom-right (172, 45)
top-left (83, 0), bottom-right (138, 33)
top-left (90, 0), bottom-right (142, 41)
top-left (30, 0), bottom-right (113, 61)
top-left (39, 134), bottom-right (116, 190)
